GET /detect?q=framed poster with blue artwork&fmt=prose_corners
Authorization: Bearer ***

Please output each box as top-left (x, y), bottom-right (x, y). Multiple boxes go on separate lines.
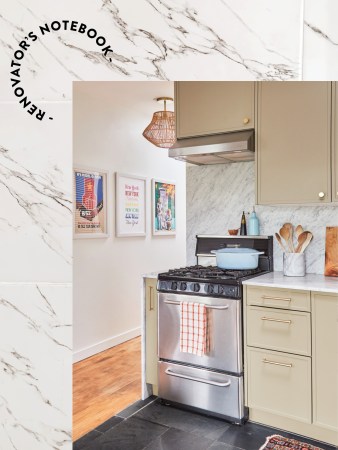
top-left (152, 179), bottom-right (176, 236)
top-left (73, 167), bottom-right (109, 238)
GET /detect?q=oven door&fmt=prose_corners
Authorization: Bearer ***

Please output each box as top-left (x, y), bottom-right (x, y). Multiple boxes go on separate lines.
top-left (158, 292), bottom-right (242, 374)
top-left (158, 361), bottom-right (244, 422)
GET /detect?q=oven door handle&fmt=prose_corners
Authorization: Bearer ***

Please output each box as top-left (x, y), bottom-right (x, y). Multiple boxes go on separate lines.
top-left (163, 300), bottom-right (229, 310)
top-left (165, 368), bottom-right (231, 387)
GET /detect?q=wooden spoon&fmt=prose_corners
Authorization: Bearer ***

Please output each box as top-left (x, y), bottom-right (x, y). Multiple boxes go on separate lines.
top-left (295, 225), bottom-right (304, 239)
top-left (275, 232), bottom-right (288, 252)
top-left (300, 232), bottom-right (313, 253)
top-left (283, 223), bottom-right (295, 252)
top-left (295, 231), bottom-right (308, 253)
top-left (279, 227), bottom-right (293, 253)
top-left (295, 231), bottom-right (313, 253)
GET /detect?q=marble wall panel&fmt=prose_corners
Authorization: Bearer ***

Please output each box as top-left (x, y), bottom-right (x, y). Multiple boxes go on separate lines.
top-left (303, 0), bottom-right (338, 80)
top-left (0, 102), bottom-right (72, 282)
top-left (0, 283), bottom-right (72, 449)
top-left (0, 0), bottom-right (303, 104)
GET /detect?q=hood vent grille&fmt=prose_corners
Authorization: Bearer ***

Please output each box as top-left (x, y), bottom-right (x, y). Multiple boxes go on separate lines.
top-left (169, 130), bottom-right (255, 165)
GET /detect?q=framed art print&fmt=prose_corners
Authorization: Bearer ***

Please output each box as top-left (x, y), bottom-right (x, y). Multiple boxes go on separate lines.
top-left (73, 167), bottom-right (109, 238)
top-left (115, 173), bottom-right (146, 237)
top-left (152, 179), bottom-right (176, 236)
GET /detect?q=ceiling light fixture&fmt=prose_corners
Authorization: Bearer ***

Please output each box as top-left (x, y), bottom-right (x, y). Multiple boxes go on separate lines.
top-left (142, 97), bottom-right (176, 149)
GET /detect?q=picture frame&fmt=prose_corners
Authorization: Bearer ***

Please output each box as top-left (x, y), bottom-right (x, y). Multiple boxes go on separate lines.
top-left (115, 173), bottom-right (146, 237)
top-left (152, 179), bottom-right (176, 236)
top-left (73, 166), bottom-right (109, 239)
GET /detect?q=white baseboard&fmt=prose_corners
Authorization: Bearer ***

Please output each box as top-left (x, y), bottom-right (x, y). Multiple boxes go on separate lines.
top-left (73, 327), bottom-right (141, 363)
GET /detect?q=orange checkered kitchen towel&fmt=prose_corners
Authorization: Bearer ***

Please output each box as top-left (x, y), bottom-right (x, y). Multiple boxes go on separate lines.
top-left (180, 301), bottom-right (208, 356)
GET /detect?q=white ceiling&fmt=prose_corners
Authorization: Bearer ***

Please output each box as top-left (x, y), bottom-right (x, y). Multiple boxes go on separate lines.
top-left (73, 80), bottom-right (174, 112)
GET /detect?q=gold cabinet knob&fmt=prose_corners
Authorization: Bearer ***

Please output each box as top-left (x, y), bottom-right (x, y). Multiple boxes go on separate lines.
top-left (243, 118), bottom-right (250, 125)
top-left (318, 192), bottom-right (325, 199)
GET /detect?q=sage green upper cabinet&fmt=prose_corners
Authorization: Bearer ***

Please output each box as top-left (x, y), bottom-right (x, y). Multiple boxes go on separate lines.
top-left (175, 82), bottom-right (255, 139)
top-left (257, 82), bottom-right (332, 205)
top-left (333, 82), bottom-right (338, 202)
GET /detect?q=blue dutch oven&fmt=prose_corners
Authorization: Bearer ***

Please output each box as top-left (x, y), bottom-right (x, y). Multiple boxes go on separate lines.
top-left (211, 248), bottom-right (265, 270)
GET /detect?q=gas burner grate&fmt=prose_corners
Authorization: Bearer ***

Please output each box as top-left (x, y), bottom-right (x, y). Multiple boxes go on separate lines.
top-left (166, 265), bottom-right (263, 280)
top-left (224, 267), bottom-right (263, 278)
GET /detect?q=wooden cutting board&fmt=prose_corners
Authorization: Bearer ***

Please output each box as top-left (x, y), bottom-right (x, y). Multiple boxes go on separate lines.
top-left (324, 226), bottom-right (338, 277)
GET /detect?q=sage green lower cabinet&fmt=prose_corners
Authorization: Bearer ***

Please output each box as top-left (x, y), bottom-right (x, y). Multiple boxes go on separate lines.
top-left (145, 278), bottom-right (158, 395)
top-left (244, 285), bottom-right (338, 446)
top-left (247, 347), bottom-right (311, 423)
top-left (333, 82), bottom-right (338, 202)
top-left (312, 292), bottom-right (338, 432)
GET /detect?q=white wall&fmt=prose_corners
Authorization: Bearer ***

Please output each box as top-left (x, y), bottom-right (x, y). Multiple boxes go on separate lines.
top-left (73, 82), bottom-right (186, 362)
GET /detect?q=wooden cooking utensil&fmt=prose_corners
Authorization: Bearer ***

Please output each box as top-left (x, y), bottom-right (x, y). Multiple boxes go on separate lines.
top-left (275, 232), bottom-right (288, 252)
top-left (279, 227), bottom-right (293, 253)
top-left (295, 225), bottom-right (304, 239)
top-left (283, 223), bottom-right (295, 252)
top-left (295, 231), bottom-right (308, 253)
top-left (299, 231), bottom-right (313, 253)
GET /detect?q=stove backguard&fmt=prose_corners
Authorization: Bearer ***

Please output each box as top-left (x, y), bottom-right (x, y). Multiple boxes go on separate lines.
top-left (195, 235), bottom-right (273, 272)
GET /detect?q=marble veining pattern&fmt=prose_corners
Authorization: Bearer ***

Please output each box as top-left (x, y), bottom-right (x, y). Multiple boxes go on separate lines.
top-left (0, 283), bottom-right (72, 449)
top-left (186, 163), bottom-right (337, 274)
top-left (0, 102), bottom-right (72, 282)
top-left (303, 0), bottom-right (338, 79)
top-left (0, 0), bottom-right (303, 102)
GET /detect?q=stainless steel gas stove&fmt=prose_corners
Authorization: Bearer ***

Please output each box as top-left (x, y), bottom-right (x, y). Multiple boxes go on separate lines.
top-left (158, 266), bottom-right (265, 299)
top-left (157, 235), bottom-right (273, 424)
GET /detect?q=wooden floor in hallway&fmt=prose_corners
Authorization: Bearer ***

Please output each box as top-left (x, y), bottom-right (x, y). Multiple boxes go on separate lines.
top-left (73, 336), bottom-right (142, 441)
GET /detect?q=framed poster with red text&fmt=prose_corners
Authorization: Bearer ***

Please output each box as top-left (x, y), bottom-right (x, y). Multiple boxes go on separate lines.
top-left (115, 173), bottom-right (146, 237)
top-left (73, 167), bottom-right (109, 238)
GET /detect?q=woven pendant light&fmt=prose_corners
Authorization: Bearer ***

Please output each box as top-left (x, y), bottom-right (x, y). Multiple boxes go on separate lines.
top-left (142, 97), bottom-right (176, 148)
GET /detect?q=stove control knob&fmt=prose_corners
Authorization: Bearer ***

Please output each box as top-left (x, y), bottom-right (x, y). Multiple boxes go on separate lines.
top-left (159, 281), bottom-right (167, 290)
top-left (205, 284), bottom-right (214, 294)
top-left (180, 282), bottom-right (187, 291)
top-left (192, 283), bottom-right (200, 292)
top-left (213, 284), bottom-right (223, 295)
top-left (171, 282), bottom-right (178, 290)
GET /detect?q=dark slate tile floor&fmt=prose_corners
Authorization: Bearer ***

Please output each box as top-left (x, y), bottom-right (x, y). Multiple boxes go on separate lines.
top-left (74, 398), bottom-right (336, 450)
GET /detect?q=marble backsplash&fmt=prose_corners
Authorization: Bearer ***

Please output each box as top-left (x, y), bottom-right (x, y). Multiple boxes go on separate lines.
top-left (186, 162), bottom-right (337, 274)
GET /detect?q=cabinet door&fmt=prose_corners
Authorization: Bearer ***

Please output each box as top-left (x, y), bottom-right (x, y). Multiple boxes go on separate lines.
top-left (312, 292), bottom-right (338, 432)
top-left (257, 82), bottom-right (332, 204)
top-left (175, 82), bottom-right (255, 138)
top-left (247, 347), bottom-right (312, 423)
top-left (145, 278), bottom-right (158, 390)
top-left (333, 82), bottom-right (338, 202)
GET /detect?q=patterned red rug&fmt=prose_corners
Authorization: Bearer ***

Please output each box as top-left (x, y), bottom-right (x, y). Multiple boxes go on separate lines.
top-left (259, 435), bottom-right (325, 450)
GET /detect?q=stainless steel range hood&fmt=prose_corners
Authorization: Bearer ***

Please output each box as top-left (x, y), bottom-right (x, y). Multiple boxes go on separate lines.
top-left (169, 130), bottom-right (255, 165)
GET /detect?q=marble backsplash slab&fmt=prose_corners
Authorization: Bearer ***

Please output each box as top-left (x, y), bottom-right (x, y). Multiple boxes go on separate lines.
top-left (186, 162), bottom-right (337, 274)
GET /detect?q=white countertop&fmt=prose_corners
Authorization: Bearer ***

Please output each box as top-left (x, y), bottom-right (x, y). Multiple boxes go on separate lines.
top-left (142, 271), bottom-right (163, 279)
top-left (243, 271), bottom-right (338, 294)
